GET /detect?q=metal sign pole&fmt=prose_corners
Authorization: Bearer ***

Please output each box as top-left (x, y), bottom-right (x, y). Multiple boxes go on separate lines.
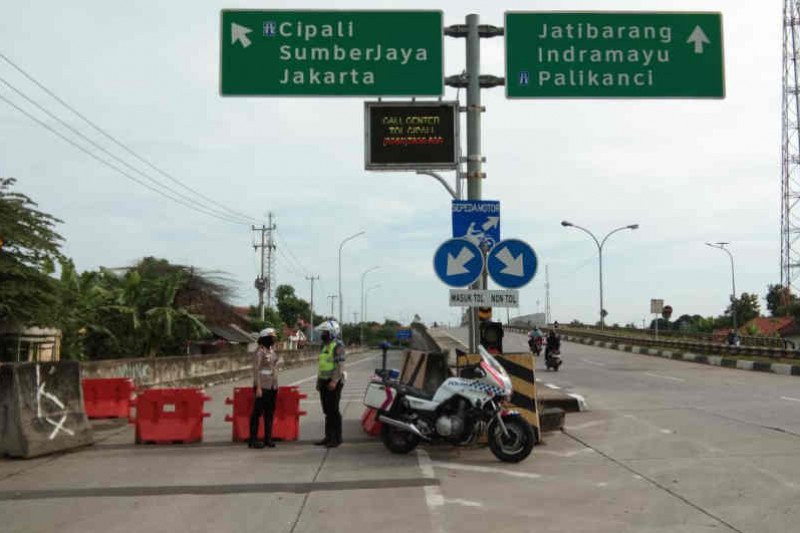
top-left (466, 13), bottom-right (482, 353)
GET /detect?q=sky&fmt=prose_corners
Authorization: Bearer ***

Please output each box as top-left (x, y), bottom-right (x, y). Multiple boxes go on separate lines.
top-left (0, 0), bottom-right (784, 328)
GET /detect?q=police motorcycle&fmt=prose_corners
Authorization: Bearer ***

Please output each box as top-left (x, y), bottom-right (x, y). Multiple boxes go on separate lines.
top-left (363, 346), bottom-right (535, 463)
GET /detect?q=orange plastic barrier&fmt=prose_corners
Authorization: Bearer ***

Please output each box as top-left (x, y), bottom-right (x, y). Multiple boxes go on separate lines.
top-left (129, 388), bottom-right (211, 444)
top-left (224, 386), bottom-right (307, 442)
top-left (82, 378), bottom-right (135, 419)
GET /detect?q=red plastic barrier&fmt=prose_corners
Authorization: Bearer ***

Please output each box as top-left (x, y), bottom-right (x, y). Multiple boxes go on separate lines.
top-left (82, 378), bottom-right (136, 419)
top-left (361, 407), bottom-right (382, 437)
top-left (129, 388), bottom-right (211, 444)
top-left (224, 386), bottom-right (307, 442)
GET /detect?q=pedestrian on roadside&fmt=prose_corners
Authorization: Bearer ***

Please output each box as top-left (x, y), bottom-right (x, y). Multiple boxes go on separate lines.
top-left (315, 320), bottom-right (346, 448)
top-left (249, 328), bottom-right (280, 449)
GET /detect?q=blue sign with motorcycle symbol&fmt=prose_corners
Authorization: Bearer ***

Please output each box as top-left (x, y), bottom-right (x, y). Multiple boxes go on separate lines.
top-left (487, 239), bottom-right (538, 289)
top-left (433, 238), bottom-right (485, 287)
top-left (452, 200), bottom-right (500, 251)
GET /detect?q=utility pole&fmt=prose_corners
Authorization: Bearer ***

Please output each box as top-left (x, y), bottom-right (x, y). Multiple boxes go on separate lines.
top-left (444, 14), bottom-right (503, 352)
top-left (265, 212), bottom-right (276, 310)
top-left (327, 294), bottom-right (338, 319)
top-left (305, 274), bottom-right (319, 336)
top-left (252, 212), bottom-right (276, 321)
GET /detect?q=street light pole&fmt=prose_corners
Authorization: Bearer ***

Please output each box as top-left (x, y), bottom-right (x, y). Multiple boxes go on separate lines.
top-left (338, 231), bottom-right (365, 324)
top-left (562, 221), bottom-right (639, 329)
top-left (365, 284), bottom-right (382, 337)
top-left (705, 242), bottom-right (738, 329)
top-left (360, 266), bottom-right (380, 345)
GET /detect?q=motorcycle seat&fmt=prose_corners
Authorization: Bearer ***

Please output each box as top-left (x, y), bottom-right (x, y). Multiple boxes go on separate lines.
top-left (396, 383), bottom-right (435, 401)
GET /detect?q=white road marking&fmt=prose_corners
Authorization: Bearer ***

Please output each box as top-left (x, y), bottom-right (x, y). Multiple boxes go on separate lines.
top-left (443, 498), bottom-right (483, 508)
top-left (416, 449), bottom-right (446, 533)
top-left (643, 372), bottom-right (685, 383)
top-left (536, 448), bottom-right (595, 458)
top-left (781, 396), bottom-right (800, 403)
top-left (623, 414), bottom-right (673, 436)
top-left (565, 420), bottom-right (606, 431)
top-left (545, 383), bottom-right (561, 390)
top-left (431, 461), bottom-right (542, 480)
top-left (567, 393), bottom-right (588, 411)
top-left (581, 358), bottom-right (606, 367)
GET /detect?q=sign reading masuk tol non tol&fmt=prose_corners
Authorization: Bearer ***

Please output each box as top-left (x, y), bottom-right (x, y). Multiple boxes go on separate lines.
top-left (449, 289), bottom-right (519, 308)
top-left (220, 10), bottom-right (443, 96)
top-left (505, 12), bottom-right (724, 98)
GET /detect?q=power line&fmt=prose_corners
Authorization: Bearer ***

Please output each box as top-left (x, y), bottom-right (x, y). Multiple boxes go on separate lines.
top-left (0, 51), bottom-right (259, 225)
top-left (275, 227), bottom-right (310, 274)
top-left (0, 75), bottom-right (251, 225)
top-left (0, 93), bottom-right (251, 225)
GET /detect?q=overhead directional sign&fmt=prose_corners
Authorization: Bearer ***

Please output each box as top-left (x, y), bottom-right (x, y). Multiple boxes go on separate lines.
top-left (433, 238), bottom-right (484, 288)
top-left (452, 200), bottom-right (500, 250)
top-left (220, 10), bottom-right (444, 96)
top-left (365, 102), bottom-right (458, 170)
top-left (487, 239), bottom-right (538, 289)
top-left (449, 289), bottom-right (519, 308)
top-left (505, 12), bottom-right (724, 98)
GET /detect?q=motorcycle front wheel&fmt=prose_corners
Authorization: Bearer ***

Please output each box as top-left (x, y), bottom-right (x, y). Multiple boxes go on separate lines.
top-left (381, 423), bottom-right (421, 454)
top-left (488, 415), bottom-right (534, 463)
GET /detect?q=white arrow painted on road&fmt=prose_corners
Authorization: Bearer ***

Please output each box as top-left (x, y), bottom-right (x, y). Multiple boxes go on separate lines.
top-left (686, 26), bottom-right (710, 54)
top-left (447, 246), bottom-right (475, 276)
top-left (231, 23), bottom-right (253, 48)
top-left (482, 217), bottom-right (499, 231)
top-left (495, 247), bottom-right (524, 277)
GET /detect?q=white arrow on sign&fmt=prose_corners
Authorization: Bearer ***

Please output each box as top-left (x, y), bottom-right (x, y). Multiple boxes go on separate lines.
top-left (495, 247), bottom-right (524, 277)
top-left (686, 26), bottom-right (710, 54)
top-left (232, 23), bottom-right (253, 48)
top-left (447, 246), bottom-right (475, 276)
top-left (482, 217), bottom-right (499, 231)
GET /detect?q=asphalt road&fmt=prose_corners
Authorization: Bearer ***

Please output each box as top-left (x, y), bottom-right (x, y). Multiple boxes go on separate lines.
top-left (1, 337), bottom-right (799, 532)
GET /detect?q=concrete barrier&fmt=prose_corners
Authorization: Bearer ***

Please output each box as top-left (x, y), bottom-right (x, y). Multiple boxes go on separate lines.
top-left (81, 347), bottom-right (324, 389)
top-left (0, 361), bottom-right (93, 458)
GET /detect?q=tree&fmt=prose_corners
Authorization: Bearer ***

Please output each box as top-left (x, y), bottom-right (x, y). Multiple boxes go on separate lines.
top-left (726, 293), bottom-right (761, 326)
top-left (766, 284), bottom-right (795, 317)
top-left (0, 178), bottom-right (63, 327)
top-left (247, 305), bottom-right (284, 336)
top-left (275, 284), bottom-right (311, 328)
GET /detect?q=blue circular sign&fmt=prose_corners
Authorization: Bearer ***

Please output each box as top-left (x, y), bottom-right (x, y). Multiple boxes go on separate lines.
top-left (487, 239), bottom-right (538, 289)
top-left (432, 238), bottom-right (484, 288)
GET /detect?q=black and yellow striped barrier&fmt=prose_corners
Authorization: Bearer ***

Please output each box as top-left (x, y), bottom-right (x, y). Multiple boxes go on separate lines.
top-left (456, 352), bottom-right (541, 444)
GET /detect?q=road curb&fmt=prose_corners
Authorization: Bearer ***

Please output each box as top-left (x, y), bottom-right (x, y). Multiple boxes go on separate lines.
top-left (563, 335), bottom-right (800, 377)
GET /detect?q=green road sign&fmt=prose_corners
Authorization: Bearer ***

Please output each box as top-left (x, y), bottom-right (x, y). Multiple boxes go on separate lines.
top-left (220, 10), bottom-right (443, 96)
top-left (505, 12), bottom-right (724, 98)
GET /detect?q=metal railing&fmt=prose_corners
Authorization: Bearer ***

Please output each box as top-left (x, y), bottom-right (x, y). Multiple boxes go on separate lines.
top-left (503, 326), bottom-right (800, 361)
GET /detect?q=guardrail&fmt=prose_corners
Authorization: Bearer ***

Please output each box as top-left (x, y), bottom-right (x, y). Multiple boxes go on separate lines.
top-left (558, 325), bottom-right (790, 349)
top-left (504, 326), bottom-right (800, 361)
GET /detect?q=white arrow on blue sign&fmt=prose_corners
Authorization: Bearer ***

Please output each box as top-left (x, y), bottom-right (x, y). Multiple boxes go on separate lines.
top-left (487, 239), bottom-right (538, 289)
top-left (452, 200), bottom-right (500, 250)
top-left (433, 238), bottom-right (485, 287)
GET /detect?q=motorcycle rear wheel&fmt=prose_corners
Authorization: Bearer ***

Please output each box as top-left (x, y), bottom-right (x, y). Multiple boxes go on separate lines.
top-left (488, 416), bottom-right (534, 463)
top-left (381, 423), bottom-right (421, 454)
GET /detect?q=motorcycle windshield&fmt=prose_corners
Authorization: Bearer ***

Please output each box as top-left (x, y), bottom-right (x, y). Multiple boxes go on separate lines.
top-left (478, 346), bottom-right (513, 394)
